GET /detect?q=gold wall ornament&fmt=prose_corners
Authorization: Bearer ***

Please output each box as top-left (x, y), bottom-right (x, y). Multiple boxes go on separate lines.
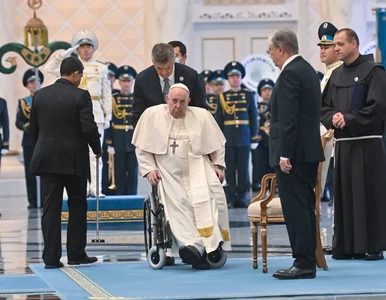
top-left (24, 0), bottom-right (48, 47)
top-left (28, 0), bottom-right (43, 10)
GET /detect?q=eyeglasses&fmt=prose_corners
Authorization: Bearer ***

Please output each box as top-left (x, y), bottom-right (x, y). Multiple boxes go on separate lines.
top-left (266, 45), bottom-right (279, 55)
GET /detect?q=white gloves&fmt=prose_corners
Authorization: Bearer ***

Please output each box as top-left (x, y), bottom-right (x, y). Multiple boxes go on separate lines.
top-left (1, 149), bottom-right (9, 155)
top-left (250, 143), bottom-right (258, 150)
top-left (104, 120), bottom-right (110, 129)
top-left (61, 44), bottom-right (79, 58)
top-left (107, 146), bottom-right (115, 154)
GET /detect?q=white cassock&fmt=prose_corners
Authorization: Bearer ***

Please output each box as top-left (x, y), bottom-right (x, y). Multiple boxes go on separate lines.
top-left (132, 104), bottom-right (231, 256)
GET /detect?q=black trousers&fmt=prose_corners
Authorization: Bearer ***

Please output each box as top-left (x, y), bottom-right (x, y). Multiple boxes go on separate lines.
top-left (41, 174), bottom-right (88, 265)
top-left (225, 146), bottom-right (250, 205)
top-left (23, 146), bottom-right (37, 206)
top-left (275, 162), bottom-right (318, 269)
top-left (114, 152), bottom-right (138, 195)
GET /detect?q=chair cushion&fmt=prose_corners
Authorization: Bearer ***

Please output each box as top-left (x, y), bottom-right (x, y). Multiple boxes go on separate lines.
top-left (248, 197), bottom-right (283, 218)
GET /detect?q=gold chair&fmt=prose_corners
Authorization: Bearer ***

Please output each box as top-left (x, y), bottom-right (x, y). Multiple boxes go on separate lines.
top-left (248, 129), bottom-right (334, 273)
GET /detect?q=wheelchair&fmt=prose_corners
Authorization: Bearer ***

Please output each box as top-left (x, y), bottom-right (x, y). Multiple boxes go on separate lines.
top-left (143, 184), bottom-right (227, 270)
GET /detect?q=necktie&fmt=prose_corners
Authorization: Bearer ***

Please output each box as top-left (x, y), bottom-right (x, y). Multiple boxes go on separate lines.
top-left (163, 78), bottom-right (170, 102)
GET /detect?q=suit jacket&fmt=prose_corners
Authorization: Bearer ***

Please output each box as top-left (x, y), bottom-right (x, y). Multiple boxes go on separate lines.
top-left (29, 78), bottom-right (101, 178)
top-left (132, 63), bottom-right (206, 127)
top-left (269, 56), bottom-right (324, 167)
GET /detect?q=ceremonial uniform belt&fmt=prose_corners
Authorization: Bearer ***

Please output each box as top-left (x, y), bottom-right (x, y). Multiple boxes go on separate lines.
top-left (112, 124), bottom-right (133, 132)
top-left (224, 120), bottom-right (249, 126)
top-left (91, 96), bottom-right (101, 101)
top-left (335, 135), bottom-right (382, 142)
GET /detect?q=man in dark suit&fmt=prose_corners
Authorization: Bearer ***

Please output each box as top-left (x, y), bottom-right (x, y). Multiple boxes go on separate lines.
top-left (132, 43), bottom-right (205, 127)
top-left (29, 57), bottom-right (102, 269)
top-left (267, 29), bottom-right (324, 279)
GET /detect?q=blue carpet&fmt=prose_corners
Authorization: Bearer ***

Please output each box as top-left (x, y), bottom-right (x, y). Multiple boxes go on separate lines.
top-left (0, 274), bottom-right (55, 294)
top-left (31, 256), bottom-right (386, 300)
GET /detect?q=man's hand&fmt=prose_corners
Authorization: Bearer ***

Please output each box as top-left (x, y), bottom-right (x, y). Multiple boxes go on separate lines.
top-left (250, 143), bottom-right (258, 150)
top-left (147, 170), bottom-right (161, 186)
top-left (214, 166), bottom-right (224, 182)
top-left (95, 150), bottom-right (103, 159)
top-left (280, 158), bottom-right (292, 174)
top-left (1, 149), bottom-right (9, 155)
top-left (107, 146), bottom-right (115, 154)
top-left (104, 120), bottom-right (110, 129)
top-left (332, 112), bottom-right (346, 129)
top-left (257, 134), bottom-right (263, 141)
top-left (62, 44), bottom-right (79, 57)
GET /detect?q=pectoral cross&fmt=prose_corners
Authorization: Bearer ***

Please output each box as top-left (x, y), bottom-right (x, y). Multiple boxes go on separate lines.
top-left (170, 140), bottom-right (179, 154)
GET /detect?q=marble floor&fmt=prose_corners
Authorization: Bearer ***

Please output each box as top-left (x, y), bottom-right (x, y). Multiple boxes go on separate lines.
top-left (0, 155), bottom-right (382, 300)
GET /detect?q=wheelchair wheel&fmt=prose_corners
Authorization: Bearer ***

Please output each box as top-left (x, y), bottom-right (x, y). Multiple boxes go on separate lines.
top-left (147, 246), bottom-right (167, 270)
top-left (206, 249), bottom-right (227, 269)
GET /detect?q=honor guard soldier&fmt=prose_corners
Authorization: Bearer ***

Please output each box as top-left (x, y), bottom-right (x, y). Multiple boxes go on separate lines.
top-left (251, 78), bottom-right (274, 191)
top-left (205, 69), bottom-right (225, 124)
top-left (0, 97), bottom-right (10, 168)
top-left (318, 22), bottom-right (342, 205)
top-left (200, 69), bottom-right (212, 94)
top-left (218, 61), bottom-right (258, 208)
top-left (16, 69), bottom-right (44, 208)
top-left (45, 29), bottom-right (112, 197)
top-left (106, 62), bottom-right (120, 94)
top-left (104, 66), bottom-right (138, 195)
top-left (102, 62), bottom-right (119, 194)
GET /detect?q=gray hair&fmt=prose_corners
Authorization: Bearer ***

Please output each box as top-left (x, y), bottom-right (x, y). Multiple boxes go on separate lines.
top-left (151, 43), bottom-right (175, 64)
top-left (269, 28), bottom-right (299, 55)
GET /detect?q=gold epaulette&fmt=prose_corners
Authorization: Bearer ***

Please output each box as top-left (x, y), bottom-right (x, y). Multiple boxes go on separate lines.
top-left (112, 97), bottom-right (126, 119)
top-left (20, 98), bottom-right (31, 119)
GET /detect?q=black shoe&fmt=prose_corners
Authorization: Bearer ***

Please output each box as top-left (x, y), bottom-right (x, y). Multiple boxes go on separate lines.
top-left (165, 256), bottom-right (175, 266)
top-left (331, 253), bottom-right (353, 260)
top-left (365, 252), bottom-right (384, 260)
top-left (179, 245), bottom-right (202, 266)
top-left (323, 247), bottom-right (333, 255)
top-left (68, 256), bottom-right (98, 265)
top-left (28, 204), bottom-right (37, 209)
top-left (273, 266), bottom-right (316, 280)
top-left (45, 262), bottom-right (64, 269)
top-left (321, 196), bottom-right (330, 202)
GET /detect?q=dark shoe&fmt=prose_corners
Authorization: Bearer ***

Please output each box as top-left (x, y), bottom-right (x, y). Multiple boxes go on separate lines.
top-left (192, 262), bottom-right (210, 270)
top-left (273, 266), bottom-right (316, 280)
top-left (323, 247), bottom-right (333, 255)
top-left (45, 262), bottom-right (64, 269)
top-left (179, 245), bottom-right (202, 266)
top-left (353, 253), bottom-right (366, 259)
top-left (28, 204), bottom-right (37, 209)
top-left (165, 256), bottom-right (175, 266)
top-left (331, 253), bottom-right (354, 260)
top-left (321, 196), bottom-right (330, 202)
top-left (365, 252), bottom-right (384, 260)
top-left (227, 203), bottom-right (235, 209)
top-left (68, 256), bottom-right (98, 265)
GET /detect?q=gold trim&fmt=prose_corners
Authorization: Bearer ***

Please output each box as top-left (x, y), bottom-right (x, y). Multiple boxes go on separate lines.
top-left (60, 267), bottom-right (113, 299)
top-left (219, 93), bottom-right (236, 115)
top-left (20, 98), bottom-right (31, 119)
top-left (61, 209), bottom-right (143, 222)
top-left (2, 142), bottom-right (9, 146)
top-left (201, 37), bottom-right (235, 69)
top-left (78, 77), bottom-right (87, 89)
top-left (224, 120), bottom-right (249, 126)
top-left (235, 108), bottom-right (246, 112)
top-left (91, 96), bottom-right (101, 101)
top-left (22, 122), bottom-right (30, 131)
top-left (197, 225), bottom-right (214, 238)
top-left (221, 229), bottom-right (230, 241)
top-left (112, 124), bottom-right (133, 131)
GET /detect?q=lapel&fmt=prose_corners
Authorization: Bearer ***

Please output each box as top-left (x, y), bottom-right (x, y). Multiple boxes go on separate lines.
top-left (174, 63), bottom-right (186, 85)
top-left (149, 66), bottom-right (163, 99)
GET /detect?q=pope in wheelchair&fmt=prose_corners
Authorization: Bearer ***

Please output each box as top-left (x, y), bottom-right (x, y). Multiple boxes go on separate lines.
top-left (132, 83), bottom-right (231, 270)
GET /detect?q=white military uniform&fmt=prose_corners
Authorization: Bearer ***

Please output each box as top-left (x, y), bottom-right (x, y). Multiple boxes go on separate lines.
top-left (45, 53), bottom-right (112, 196)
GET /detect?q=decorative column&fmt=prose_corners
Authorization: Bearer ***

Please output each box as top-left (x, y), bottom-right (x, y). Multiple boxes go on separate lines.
top-left (143, 0), bottom-right (192, 65)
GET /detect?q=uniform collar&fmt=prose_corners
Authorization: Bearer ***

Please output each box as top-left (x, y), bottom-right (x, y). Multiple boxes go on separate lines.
top-left (326, 60), bottom-right (342, 70)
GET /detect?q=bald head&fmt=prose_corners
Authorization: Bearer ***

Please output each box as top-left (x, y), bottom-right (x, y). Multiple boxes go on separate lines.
top-left (167, 83), bottom-right (191, 118)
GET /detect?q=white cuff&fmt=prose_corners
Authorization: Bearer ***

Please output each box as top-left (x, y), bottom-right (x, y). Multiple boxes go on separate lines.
top-left (280, 156), bottom-right (289, 161)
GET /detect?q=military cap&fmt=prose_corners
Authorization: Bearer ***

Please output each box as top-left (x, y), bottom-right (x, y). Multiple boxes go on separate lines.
top-left (224, 61), bottom-right (245, 79)
top-left (207, 69), bottom-right (225, 83)
top-left (257, 78), bottom-right (274, 96)
top-left (23, 69), bottom-right (44, 87)
top-left (116, 65), bottom-right (137, 81)
top-left (200, 69), bottom-right (212, 82)
top-left (316, 71), bottom-right (324, 81)
top-left (106, 62), bottom-right (118, 77)
top-left (317, 22), bottom-right (338, 46)
top-left (71, 29), bottom-right (99, 50)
